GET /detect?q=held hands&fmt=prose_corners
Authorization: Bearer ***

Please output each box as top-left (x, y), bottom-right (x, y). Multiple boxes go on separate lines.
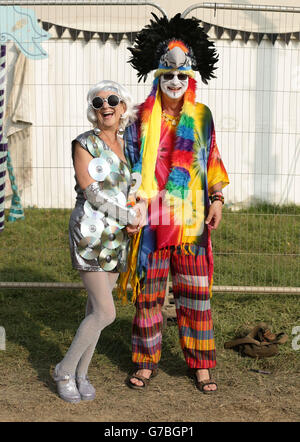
top-left (205, 200), bottom-right (223, 230)
top-left (126, 198), bottom-right (148, 236)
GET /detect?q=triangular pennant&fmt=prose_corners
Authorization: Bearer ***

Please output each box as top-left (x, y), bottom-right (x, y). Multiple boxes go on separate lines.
top-left (69, 28), bottom-right (81, 41)
top-left (280, 33), bottom-right (291, 45)
top-left (83, 31), bottom-right (95, 43)
top-left (41, 21), bottom-right (53, 31)
top-left (98, 32), bottom-right (110, 44)
top-left (202, 22), bottom-right (212, 34)
top-left (227, 28), bottom-right (238, 41)
top-left (266, 33), bottom-right (278, 45)
top-left (215, 26), bottom-right (224, 39)
top-left (55, 25), bottom-right (66, 39)
top-left (240, 30), bottom-right (251, 44)
top-left (293, 32), bottom-right (300, 41)
top-left (252, 32), bottom-right (265, 45)
top-left (111, 32), bottom-right (124, 45)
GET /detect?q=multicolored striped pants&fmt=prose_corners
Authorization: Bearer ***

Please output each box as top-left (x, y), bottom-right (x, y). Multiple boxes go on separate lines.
top-left (132, 245), bottom-right (216, 370)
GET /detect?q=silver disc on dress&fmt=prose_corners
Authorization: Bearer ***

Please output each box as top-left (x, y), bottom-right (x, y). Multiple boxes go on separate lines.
top-left (116, 244), bottom-right (129, 272)
top-left (88, 157), bottom-right (110, 181)
top-left (103, 171), bottom-right (127, 196)
top-left (98, 248), bottom-right (118, 271)
top-left (129, 172), bottom-right (142, 194)
top-left (86, 134), bottom-right (104, 157)
top-left (80, 217), bottom-right (104, 238)
top-left (78, 236), bottom-right (101, 260)
top-left (105, 215), bottom-right (125, 230)
top-left (100, 150), bottom-right (120, 171)
top-left (101, 225), bottom-right (124, 249)
top-left (83, 201), bottom-right (104, 220)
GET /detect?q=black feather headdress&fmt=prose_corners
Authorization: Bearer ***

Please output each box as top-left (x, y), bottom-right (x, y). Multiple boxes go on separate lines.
top-left (128, 13), bottom-right (218, 83)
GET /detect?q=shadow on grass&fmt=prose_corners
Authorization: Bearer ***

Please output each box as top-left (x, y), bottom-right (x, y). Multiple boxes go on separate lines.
top-left (100, 310), bottom-right (187, 378)
top-left (0, 266), bottom-right (190, 394)
top-left (0, 266), bottom-right (86, 394)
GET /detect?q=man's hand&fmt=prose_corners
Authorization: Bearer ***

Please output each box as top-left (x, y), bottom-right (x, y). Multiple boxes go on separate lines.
top-left (205, 200), bottom-right (223, 230)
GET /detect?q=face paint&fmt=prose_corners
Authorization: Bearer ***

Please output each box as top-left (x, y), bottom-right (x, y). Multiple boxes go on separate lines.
top-left (160, 70), bottom-right (189, 100)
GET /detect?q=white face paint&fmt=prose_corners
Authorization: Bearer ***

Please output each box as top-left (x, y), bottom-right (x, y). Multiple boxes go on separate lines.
top-left (160, 70), bottom-right (189, 100)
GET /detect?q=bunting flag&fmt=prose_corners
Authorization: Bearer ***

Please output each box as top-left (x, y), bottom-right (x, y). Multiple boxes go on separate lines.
top-left (39, 19), bottom-right (300, 46)
top-left (0, 45), bottom-right (7, 233)
top-left (40, 20), bottom-right (138, 45)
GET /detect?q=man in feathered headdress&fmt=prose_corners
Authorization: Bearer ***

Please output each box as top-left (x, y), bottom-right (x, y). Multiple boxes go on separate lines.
top-left (119, 13), bottom-right (229, 393)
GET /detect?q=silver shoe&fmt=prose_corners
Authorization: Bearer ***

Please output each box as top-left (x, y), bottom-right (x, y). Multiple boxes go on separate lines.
top-left (53, 364), bottom-right (81, 403)
top-left (76, 375), bottom-right (96, 401)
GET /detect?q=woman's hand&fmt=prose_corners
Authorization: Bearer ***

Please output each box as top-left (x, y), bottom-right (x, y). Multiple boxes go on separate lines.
top-left (126, 199), bottom-right (147, 236)
top-left (205, 200), bottom-right (223, 230)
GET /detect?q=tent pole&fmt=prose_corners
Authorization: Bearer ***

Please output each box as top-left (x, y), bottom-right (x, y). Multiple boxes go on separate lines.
top-left (0, 44), bottom-right (8, 232)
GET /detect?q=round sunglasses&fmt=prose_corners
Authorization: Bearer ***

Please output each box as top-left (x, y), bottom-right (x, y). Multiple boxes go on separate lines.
top-left (162, 73), bottom-right (188, 81)
top-left (91, 94), bottom-right (122, 110)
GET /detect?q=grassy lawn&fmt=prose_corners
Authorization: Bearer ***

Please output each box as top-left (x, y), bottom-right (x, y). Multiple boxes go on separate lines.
top-left (1, 205), bottom-right (299, 287)
top-left (0, 206), bottom-right (299, 422)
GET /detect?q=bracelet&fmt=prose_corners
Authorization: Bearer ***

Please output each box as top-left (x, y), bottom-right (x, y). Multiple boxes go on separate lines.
top-left (209, 191), bottom-right (224, 205)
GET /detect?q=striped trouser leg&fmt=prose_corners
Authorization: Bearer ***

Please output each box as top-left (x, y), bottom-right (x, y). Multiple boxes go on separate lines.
top-left (171, 245), bottom-right (216, 369)
top-left (132, 248), bottom-right (170, 370)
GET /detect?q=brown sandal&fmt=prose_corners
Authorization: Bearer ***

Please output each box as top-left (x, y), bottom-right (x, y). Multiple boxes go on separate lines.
top-left (127, 369), bottom-right (158, 391)
top-left (190, 369), bottom-right (218, 394)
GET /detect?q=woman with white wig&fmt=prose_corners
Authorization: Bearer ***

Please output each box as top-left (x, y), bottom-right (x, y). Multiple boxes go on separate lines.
top-left (52, 80), bottom-right (145, 403)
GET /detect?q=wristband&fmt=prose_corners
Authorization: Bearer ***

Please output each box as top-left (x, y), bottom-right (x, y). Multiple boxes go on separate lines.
top-left (209, 191), bottom-right (224, 205)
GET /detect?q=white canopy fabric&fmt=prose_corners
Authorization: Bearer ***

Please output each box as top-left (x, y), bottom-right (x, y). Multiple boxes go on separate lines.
top-left (31, 0), bottom-right (300, 33)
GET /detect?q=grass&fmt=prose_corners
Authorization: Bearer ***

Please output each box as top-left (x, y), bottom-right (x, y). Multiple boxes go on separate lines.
top-left (1, 205), bottom-right (299, 286)
top-left (0, 206), bottom-right (299, 421)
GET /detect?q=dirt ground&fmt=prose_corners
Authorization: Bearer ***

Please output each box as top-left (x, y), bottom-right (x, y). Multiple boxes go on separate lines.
top-left (1, 290), bottom-right (299, 424)
top-left (0, 345), bottom-right (299, 423)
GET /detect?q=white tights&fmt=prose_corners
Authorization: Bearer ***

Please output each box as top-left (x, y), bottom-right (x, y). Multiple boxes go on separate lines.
top-left (57, 271), bottom-right (118, 377)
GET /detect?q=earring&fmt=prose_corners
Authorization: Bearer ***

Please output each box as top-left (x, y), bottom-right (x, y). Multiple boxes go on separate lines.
top-left (93, 127), bottom-right (101, 135)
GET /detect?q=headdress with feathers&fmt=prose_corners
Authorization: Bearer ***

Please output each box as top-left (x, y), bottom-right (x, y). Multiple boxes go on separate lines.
top-left (128, 13), bottom-right (218, 83)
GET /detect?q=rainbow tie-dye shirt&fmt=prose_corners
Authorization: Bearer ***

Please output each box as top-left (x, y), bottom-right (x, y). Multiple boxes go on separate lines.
top-left (124, 102), bottom-right (229, 285)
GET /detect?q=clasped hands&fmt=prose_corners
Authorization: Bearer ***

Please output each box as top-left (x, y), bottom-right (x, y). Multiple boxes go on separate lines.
top-left (126, 197), bottom-right (148, 236)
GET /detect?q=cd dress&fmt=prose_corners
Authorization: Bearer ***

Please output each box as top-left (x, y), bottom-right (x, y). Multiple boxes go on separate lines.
top-left (69, 130), bottom-right (131, 272)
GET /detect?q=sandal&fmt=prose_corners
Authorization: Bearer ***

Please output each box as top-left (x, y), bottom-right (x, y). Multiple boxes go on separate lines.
top-left (127, 369), bottom-right (158, 391)
top-left (190, 369), bottom-right (218, 394)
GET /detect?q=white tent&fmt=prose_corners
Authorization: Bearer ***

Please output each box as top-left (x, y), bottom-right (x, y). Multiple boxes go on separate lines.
top-left (3, 0), bottom-right (300, 209)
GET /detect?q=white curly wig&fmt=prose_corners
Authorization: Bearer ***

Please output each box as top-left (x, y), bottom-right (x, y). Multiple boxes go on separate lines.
top-left (87, 80), bottom-right (136, 132)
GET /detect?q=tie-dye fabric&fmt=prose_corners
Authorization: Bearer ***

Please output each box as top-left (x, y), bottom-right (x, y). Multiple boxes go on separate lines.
top-left (123, 101), bottom-right (229, 298)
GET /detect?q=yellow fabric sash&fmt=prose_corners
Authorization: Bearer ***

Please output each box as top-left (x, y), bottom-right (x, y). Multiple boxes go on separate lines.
top-left (117, 229), bottom-right (142, 304)
top-left (137, 87), bottom-right (161, 200)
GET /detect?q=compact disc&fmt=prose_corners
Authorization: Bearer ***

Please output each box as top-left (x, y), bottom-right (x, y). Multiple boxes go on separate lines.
top-left (88, 157), bottom-right (110, 181)
top-left (101, 225), bottom-right (124, 249)
top-left (129, 172), bottom-right (142, 193)
top-left (98, 248), bottom-right (118, 271)
top-left (80, 217), bottom-right (104, 238)
top-left (103, 172), bottom-right (127, 196)
top-left (117, 250), bottom-right (127, 272)
top-left (105, 215), bottom-right (125, 230)
top-left (86, 134), bottom-right (105, 157)
top-left (78, 236), bottom-right (101, 260)
top-left (100, 150), bottom-right (120, 171)
top-left (83, 201), bottom-right (104, 220)
top-left (114, 192), bottom-right (127, 207)
top-left (116, 241), bottom-right (130, 271)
